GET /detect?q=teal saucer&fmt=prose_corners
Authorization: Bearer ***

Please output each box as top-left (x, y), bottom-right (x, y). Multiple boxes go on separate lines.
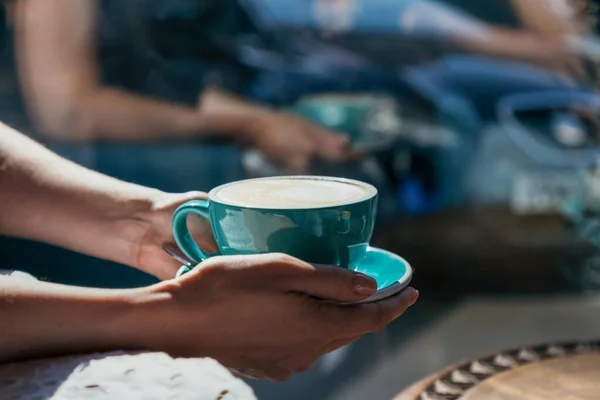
top-left (346, 247), bottom-right (413, 304)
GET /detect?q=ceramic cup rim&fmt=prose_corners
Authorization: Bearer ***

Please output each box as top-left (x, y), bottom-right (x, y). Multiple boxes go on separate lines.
top-left (206, 175), bottom-right (378, 210)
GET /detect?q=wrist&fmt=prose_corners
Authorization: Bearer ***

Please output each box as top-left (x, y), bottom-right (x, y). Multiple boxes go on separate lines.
top-left (245, 108), bottom-right (277, 144)
top-left (70, 284), bottom-right (179, 358)
top-left (197, 89), bottom-right (274, 143)
top-left (125, 281), bottom-right (185, 353)
top-left (121, 191), bottom-right (210, 279)
top-left (109, 189), bottom-right (169, 269)
top-left (0, 281), bottom-right (153, 363)
top-left (67, 284), bottom-right (178, 357)
top-left (127, 279), bottom-right (221, 359)
top-left (81, 287), bottom-right (151, 355)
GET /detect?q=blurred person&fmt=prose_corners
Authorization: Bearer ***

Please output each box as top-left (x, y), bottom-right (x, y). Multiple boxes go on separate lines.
top-left (399, 0), bottom-right (596, 79)
top-left (444, 0), bottom-right (591, 34)
top-left (456, 0), bottom-right (591, 72)
top-left (2, 0), bottom-right (350, 191)
top-left (0, 120), bottom-right (419, 380)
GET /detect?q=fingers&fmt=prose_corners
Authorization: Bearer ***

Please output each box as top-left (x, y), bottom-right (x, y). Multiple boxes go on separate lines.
top-left (230, 365), bottom-right (293, 382)
top-left (247, 336), bottom-right (363, 379)
top-left (167, 192), bottom-right (217, 253)
top-left (181, 254), bottom-right (378, 303)
top-left (182, 253), bottom-right (383, 304)
top-left (317, 130), bottom-right (351, 161)
top-left (320, 335), bottom-right (362, 356)
top-left (344, 148), bottom-right (367, 162)
top-left (282, 259), bottom-right (378, 303)
top-left (186, 213), bottom-right (217, 252)
top-left (324, 287), bottom-right (419, 336)
top-left (287, 336), bottom-right (362, 375)
top-left (355, 287), bottom-right (419, 332)
top-left (293, 117), bottom-right (349, 161)
top-left (280, 139), bottom-right (314, 172)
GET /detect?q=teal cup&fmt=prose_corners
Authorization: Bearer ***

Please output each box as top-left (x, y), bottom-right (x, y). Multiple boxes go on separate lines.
top-left (172, 176), bottom-right (378, 274)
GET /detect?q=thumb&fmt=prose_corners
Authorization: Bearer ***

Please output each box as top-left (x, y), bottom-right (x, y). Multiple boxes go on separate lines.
top-left (285, 263), bottom-right (378, 303)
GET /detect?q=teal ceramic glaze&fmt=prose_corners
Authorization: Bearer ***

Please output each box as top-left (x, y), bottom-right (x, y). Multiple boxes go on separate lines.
top-left (287, 95), bottom-right (381, 146)
top-left (172, 177), bottom-right (378, 269)
top-left (347, 247), bottom-right (413, 304)
top-left (352, 247), bottom-right (408, 291)
top-left (291, 99), bottom-right (367, 144)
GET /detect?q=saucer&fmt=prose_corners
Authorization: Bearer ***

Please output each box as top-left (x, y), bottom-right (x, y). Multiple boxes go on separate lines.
top-left (346, 247), bottom-right (413, 304)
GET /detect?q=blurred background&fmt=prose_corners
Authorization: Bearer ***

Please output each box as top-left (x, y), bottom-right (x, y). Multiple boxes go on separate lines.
top-left (3, 0), bottom-right (600, 399)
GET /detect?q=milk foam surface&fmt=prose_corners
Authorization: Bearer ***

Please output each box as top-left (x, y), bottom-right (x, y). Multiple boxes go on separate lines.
top-left (212, 177), bottom-right (375, 208)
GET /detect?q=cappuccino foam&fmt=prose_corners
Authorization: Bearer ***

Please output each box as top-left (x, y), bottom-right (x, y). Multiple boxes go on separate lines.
top-left (212, 177), bottom-right (376, 209)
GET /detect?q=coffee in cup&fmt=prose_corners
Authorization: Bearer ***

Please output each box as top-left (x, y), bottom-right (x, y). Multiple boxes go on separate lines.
top-left (212, 176), bottom-right (375, 209)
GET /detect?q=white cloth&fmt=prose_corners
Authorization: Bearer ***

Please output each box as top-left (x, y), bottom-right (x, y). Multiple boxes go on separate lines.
top-left (0, 352), bottom-right (256, 400)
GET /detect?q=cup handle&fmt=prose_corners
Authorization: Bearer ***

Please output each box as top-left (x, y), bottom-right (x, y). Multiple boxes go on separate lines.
top-left (172, 200), bottom-right (220, 276)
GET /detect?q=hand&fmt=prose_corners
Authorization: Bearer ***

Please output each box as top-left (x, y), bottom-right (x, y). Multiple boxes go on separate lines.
top-left (195, 89), bottom-right (351, 171)
top-left (137, 253), bottom-right (419, 381)
top-left (250, 111), bottom-right (351, 172)
top-left (134, 192), bottom-right (217, 280)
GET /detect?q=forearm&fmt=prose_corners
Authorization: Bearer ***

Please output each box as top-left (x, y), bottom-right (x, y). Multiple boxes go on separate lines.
top-left (196, 88), bottom-right (270, 141)
top-left (43, 88), bottom-right (265, 144)
top-left (0, 123), bottom-right (164, 267)
top-left (14, 0), bottom-right (267, 144)
top-left (63, 88), bottom-right (205, 142)
top-left (0, 276), bottom-right (148, 363)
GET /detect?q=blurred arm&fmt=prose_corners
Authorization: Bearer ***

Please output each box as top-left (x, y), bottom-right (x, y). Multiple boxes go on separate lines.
top-left (402, 0), bottom-right (584, 71)
top-left (14, 0), bottom-right (267, 143)
top-left (456, 28), bottom-right (575, 63)
top-left (448, 0), bottom-right (588, 75)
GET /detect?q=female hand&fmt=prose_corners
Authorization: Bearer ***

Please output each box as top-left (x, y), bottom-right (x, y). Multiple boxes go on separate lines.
top-left (136, 253), bottom-right (419, 381)
top-left (249, 111), bottom-right (351, 172)
top-left (133, 192), bottom-right (217, 280)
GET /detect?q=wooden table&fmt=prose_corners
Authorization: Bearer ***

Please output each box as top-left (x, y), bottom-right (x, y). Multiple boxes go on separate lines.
top-left (0, 352), bottom-right (256, 400)
top-left (394, 340), bottom-right (600, 400)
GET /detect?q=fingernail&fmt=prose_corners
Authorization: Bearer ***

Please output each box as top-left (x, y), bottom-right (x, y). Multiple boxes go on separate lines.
top-left (352, 273), bottom-right (377, 295)
top-left (410, 290), bottom-right (420, 306)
